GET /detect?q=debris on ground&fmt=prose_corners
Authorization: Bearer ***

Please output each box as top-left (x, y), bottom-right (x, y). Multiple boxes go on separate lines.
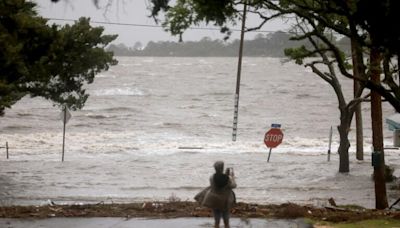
top-left (1, 201), bottom-right (400, 223)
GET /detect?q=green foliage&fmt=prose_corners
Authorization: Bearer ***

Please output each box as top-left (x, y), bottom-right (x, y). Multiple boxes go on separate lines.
top-left (152, 0), bottom-right (235, 26)
top-left (353, 0), bottom-right (400, 56)
top-left (152, 0), bottom-right (237, 40)
top-left (190, 0), bottom-right (235, 26)
top-left (150, 0), bottom-right (170, 18)
top-left (162, 1), bottom-right (193, 37)
top-left (0, 0), bottom-right (53, 114)
top-left (28, 17), bottom-right (118, 110)
top-left (0, 0), bottom-right (117, 115)
top-left (284, 46), bottom-right (315, 65)
top-left (317, 219), bottom-right (400, 228)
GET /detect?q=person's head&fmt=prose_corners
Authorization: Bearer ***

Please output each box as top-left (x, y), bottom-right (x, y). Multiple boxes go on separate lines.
top-left (214, 161), bottom-right (224, 174)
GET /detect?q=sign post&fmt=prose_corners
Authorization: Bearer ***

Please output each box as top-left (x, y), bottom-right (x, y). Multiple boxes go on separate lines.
top-left (61, 106), bottom-right (71, 162)
top-left (6, 141), bottom-right (8, 159)
top-left (328, 126), bottom-right (333, 161)
top-left (264, 124), bottom-right (284, 162)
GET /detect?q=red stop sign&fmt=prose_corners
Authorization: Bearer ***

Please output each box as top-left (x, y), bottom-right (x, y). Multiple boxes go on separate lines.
top-left (264, 128), bottom-right (284, 148)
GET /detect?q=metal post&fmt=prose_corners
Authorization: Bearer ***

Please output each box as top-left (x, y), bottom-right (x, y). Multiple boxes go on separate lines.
top-left (6, 141), bottom-right (9, 159)
top-left (232, 2), bottom-right (247, 141)
top-left (267, 148), bottom-right (272, 162)
top-left (62, 106), bottom-right (66, 162)
top-left (328, 126), bottom-right (332, 161)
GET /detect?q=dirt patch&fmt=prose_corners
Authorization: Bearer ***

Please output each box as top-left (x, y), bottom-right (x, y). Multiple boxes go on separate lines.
top-left (1, 201), bottom-right (400, 223)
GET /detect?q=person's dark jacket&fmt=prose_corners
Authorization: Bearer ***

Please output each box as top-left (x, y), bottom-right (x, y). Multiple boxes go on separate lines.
top-left (195, 173), bottom-right (236, 210)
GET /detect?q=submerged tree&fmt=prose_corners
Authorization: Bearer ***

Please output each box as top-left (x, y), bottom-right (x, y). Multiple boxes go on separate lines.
top-left (284, 19), bottom-right (366, 173)
top-left (0, 0), bottom-right (117, 115)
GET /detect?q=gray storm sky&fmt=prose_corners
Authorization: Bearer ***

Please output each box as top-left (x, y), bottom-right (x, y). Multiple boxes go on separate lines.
top-left (35, 0), bottom-right (292, 47)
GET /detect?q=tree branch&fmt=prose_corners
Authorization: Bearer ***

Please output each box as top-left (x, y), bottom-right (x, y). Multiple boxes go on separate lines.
top-left (305, 62), bottom-right (333, 84)
top-left (382, 53), bottom-right (400, 99)
top-left (347, 93), bottom-right (370, 113)
top-left (245, 11), bottom-right (285, 32)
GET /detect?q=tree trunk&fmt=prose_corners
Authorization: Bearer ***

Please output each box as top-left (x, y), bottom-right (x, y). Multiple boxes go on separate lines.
top-left (331, 74), bottom-right (352, 173)
top-left (370, 47), bottom-right (388, 209)
top-left (354, 104), bottom-right (364, 160)
top-left (338, 112), bottom-right (351, 173)
top-left (351, 38), bottom-right (364, 160)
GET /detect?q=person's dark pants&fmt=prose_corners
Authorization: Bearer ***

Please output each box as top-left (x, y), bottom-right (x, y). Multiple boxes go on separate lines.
top-left (212, 209), bottom-right (230, 227)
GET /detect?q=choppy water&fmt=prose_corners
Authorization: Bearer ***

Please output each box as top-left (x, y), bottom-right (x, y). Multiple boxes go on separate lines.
top-left (0, 57), bottom-right (399, 208)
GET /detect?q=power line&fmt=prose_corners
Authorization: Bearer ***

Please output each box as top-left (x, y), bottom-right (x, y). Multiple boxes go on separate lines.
top-left (47, 18), bottom-right (162, 28)
top-left (45, 18), bottom-right (285, 34)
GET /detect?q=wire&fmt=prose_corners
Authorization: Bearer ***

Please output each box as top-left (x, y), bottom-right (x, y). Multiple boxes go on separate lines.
top-left (45, 18), bottom-right (286, 34)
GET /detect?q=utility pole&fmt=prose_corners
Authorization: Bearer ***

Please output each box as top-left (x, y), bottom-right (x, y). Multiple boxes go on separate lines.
top-left (351, 38), bottom-right (364, 160)
top-left (232, 2), bottom-right (247, 141)
top-left (370, 47), bottom-right (388, 209)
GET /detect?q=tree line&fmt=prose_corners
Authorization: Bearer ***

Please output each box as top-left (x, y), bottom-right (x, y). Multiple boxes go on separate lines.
top-left (107, 31), bottom-right (351, 57)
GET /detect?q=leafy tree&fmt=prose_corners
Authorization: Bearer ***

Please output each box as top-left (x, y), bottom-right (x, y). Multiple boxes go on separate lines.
top-left (284, 19), bottom-right (361, 174)
top-left (0, 0), bottom-right (117, 115)
top-left (270, 0), bottom-right (399, 111)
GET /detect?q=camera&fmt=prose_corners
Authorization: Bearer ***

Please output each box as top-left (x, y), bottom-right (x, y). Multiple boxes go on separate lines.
top-left (226, 167), bottom-right (233, 175)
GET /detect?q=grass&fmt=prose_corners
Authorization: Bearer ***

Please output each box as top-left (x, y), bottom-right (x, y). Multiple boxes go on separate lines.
top-left (315, 219), bottom-right (400, 228)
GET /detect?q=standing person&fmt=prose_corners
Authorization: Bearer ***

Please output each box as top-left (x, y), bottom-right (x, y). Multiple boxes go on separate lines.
top-left (195, 161), bottom-right (236, 228)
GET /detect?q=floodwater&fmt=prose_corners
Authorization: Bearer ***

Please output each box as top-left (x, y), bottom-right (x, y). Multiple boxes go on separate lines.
top-left (0, 57), bottom-right (399, 208)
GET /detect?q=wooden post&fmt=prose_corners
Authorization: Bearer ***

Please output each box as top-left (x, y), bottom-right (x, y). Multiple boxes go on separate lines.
top-left (62, 106), bottom-right (66, 162)
top-left (6, 141), bottom-right (9, 159)
top-left (232, 2), bottom-right (247, 141)
top-left (370, 47), bottom-right (388, 209)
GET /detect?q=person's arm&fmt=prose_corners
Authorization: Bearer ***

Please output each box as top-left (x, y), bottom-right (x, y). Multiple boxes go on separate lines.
top-left (228, 175), bottom-right (237, 189)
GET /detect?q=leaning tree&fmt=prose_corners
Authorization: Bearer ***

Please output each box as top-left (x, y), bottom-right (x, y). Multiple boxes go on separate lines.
top-left (0, 0), bottom-right (117, 115)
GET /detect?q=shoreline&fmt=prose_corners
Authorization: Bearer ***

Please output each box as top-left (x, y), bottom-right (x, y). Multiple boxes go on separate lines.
top-left (1, 201), bottom-right (400, 223)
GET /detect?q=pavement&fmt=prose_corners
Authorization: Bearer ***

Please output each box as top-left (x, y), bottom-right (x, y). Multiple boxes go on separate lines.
top-left (0, 217), bottom-right (314, 228)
